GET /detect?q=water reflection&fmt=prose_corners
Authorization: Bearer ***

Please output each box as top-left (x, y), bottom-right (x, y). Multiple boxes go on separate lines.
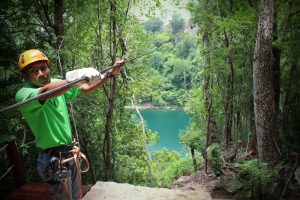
top-left (138, 109), bottom-right (190, 156)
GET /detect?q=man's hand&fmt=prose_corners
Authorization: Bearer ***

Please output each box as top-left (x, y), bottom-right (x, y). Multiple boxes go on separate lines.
top-left (108, 60), bottom-right (125, 76)
top-left (66, 67), bottom-right (100, 87)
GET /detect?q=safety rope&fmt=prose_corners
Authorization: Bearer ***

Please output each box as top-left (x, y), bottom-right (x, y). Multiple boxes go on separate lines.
top-left (56, 146), bottom-right (90, 200)
top-left (61, 181), bottom-right (71, 200)
top-left (69, 103), bottom-right (80, 148)
top-left (59, 147), bottom-right (90, 173)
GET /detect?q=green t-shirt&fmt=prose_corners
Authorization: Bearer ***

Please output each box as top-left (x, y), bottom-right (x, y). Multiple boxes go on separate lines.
top-left (15, 78), bottom-right (81, 150)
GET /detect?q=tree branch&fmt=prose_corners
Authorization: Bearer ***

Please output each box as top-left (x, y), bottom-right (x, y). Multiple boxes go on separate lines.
top-left (289, 9), bottom-right (300, 17)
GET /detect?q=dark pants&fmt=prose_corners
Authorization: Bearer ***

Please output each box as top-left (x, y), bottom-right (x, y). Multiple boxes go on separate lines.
top-left (37, 151), bottom-right (81, 200)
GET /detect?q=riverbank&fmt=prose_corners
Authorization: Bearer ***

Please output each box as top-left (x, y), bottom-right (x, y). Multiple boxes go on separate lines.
top-left (125, 103), bottom-right (188, 111)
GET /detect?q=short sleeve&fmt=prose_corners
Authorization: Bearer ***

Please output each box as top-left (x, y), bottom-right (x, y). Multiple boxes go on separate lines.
top-left (15, 86), bottom-right (42, 112)
top-left (64, 87), bottom-right (81, 101)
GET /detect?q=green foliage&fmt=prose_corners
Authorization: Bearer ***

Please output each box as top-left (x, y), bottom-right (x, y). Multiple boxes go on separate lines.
top-left (231, 160), bottom-right (282, 199)
top-left (206, 143), bottom-right (222, 176)
top-left (186, 88), bottom-right (206, 134)
top-left (143, 17), bottom-right (163, 33)
top-left (180, 122), bottom-right (204, 150)
top-left (169, 12), bottom-right (185, 34)
top-left (187, 0), bottom-right (258, 147)
top-left (161, 88), bottom-right (186, 106)
top-left (174, 33), bottom-right (196, 59)
top-left (1, 1), bottom-right (298, 198)
top-left (144, 27), bottom-right (199, 106)
top-left (129, 66), bottom-right (165, 104)
top-left (148, 52), bottom-right (164, 71)
top-left (151, 148), bottom-right (194, 188)
top-left (276, 1), bottom-right (300, 154)
top-left (0, 0), bottom-right (201, 193)
top-left (115, 154), bottom-right (149, 185)
top-left (150, 32), bottom-right (172, 47)
top-left (114, 120), bottom-right (156, 185)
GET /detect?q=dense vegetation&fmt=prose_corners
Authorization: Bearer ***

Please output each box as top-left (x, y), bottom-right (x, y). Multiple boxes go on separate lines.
top-left (0, 0), bottom-right (299, 199)
top-left (183, 0), bottom-right (300, 198)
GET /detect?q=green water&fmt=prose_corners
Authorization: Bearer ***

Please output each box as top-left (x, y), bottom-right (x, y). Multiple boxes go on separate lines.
top-left (139, 109), bottom-right (190, 155)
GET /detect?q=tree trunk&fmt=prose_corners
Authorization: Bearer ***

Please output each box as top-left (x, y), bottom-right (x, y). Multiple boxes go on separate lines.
top-left (223, 98), bottom-right (233, 147)
top-left (130, 96), bottom-right (153, 186)
top-left (272, 10), bottom-right (281, 114)
top-left (103, 80), bottom-right (116, 181)
top-left (253, 0), bottom-right (281, 165)
top-left (223, 30), bottom-right (234, 147)
top-left (80, 140), bottom-right (97, 184)
top-left (249, 95), bottom-right (256, 139)
top-left (95, 1), bottom-right (104, 68)
top-left (282, 63), bottom-right (296, 139)
top-left (235, 109), bottom-right (241, 141)
top-left (35, 0), bottom-right (65, 76)
top-left (54, 0), bottom-right (65, 76)
top-left (183, 71), bottom-right (187, 91)
top-left (281, 0), bottom-right (294, 138)
top-left (203, 32), bottom-right (212, 174)
top-left (103, 1), bottom-right (118, 181)
top-left (191, 148), bottom-right (197, 172)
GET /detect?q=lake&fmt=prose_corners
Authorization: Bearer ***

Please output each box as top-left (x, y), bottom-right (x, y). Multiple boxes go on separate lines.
top-left (139, 109), bottom-right (190, 156)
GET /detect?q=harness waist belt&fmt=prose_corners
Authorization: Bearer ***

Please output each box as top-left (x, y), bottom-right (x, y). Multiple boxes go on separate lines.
top-left (45, 143), bottom-right (75, 157)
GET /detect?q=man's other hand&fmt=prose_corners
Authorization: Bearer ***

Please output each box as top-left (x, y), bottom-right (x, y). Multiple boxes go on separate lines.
top-left (109, 60), bottom-right (125, 76)
top-left (66, 67), bottom-right (100, 87)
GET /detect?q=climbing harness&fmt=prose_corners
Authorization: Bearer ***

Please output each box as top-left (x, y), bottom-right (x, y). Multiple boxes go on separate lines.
top-left (58, 146), bottom-right (90, 174)
top-left (0, 47), bottom-right (160, 113)
top-left (47, 142), bottom-right (90, 200)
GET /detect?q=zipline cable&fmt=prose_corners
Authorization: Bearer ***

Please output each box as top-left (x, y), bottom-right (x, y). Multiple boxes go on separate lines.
top-left (0, 77), bottom-right (87, 113)
top-left (0, 47), bottom-right (160, 113)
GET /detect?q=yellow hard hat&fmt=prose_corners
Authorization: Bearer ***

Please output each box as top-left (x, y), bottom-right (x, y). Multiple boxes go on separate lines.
top-left (18, 49), bottom-right (49, 71)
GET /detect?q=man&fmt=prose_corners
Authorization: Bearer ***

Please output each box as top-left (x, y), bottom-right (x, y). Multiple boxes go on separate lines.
top-left (15, 49), bottom-right (124, 200)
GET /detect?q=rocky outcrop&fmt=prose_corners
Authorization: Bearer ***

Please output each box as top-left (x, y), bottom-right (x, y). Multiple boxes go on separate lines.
top-left (82, 181), bottom-right (211, 200)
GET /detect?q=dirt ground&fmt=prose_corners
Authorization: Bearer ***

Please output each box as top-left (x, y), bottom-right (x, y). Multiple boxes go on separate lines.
top-left (172, 168), bottom-right (234, 199)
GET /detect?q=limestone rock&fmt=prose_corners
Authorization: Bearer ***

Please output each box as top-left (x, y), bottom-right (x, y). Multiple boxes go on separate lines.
top-left (82, 181), bottom-right (212, 200)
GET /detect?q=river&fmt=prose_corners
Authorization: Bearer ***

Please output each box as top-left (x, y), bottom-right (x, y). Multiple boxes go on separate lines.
top-left (139, 109), bottom-right (190, 156)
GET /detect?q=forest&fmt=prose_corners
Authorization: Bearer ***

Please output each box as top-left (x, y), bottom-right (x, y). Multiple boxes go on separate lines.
top-left (0, 0), bottom-right (300, 199)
